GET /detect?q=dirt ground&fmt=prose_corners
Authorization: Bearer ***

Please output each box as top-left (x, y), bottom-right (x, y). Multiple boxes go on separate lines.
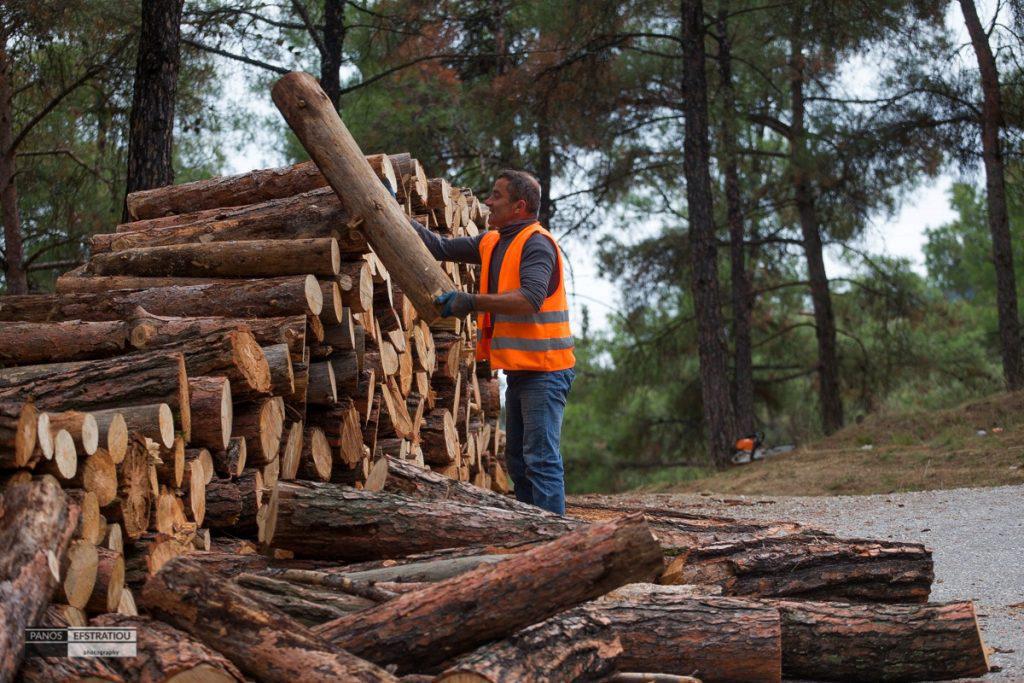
top-left (581, 483), bottom-right (1024, 681)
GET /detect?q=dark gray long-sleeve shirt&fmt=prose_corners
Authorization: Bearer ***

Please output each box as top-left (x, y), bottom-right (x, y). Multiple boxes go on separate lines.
top-left (410, 217), bottom-right (558, 311)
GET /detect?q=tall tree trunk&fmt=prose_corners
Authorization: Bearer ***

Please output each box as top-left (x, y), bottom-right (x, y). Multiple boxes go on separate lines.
top-left (960, 0), bottom-right (1023, 390)
top-left (680, 0), bottom-right (736, 468)
top-left (716, 7), bottom-right (754, 435)
top-left (0, 37), bottom-right (27, 294)
top-left (320, 0), bottom-right (346, 110)
top-left (789, 24), bottom-right (843, 434)
top-left (537, 110), bottom-right (553, 228)
top-left (123, 0), bottom-right (185, 220)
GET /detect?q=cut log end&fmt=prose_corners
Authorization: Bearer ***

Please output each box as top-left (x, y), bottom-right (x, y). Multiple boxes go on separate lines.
top-left (305, 274), bottom-right (324, 316)
top-left (158, 403), bottom-right (174, 448)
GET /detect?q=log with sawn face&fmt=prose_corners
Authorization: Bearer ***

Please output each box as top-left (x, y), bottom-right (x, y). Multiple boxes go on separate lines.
top-left (271, 71), bottom-right (453, 323)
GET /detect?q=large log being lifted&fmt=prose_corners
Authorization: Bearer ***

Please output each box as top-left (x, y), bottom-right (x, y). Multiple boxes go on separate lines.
top-left (0, 275), bottom-right (323, 322)
top-left (272, 72), bottom-right (452, 322)
top-left (0, 477), bottom-right (79, 681)
top-left (262, 482), bottom-right (578, 561)
top-left (84, 238), bottom-right (341, 279)
top-left (314, 514), bottom-right (663, 673)
top-left (140, 557), bottom-right (398, 682)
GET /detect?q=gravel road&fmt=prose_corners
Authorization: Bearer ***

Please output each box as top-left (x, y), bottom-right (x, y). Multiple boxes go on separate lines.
top-left (600, 484), bottom-right (1024, 681)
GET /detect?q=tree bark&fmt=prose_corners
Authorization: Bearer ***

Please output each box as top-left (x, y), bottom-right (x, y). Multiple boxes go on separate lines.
top-left (320, 0), bottom-right (346, 109)
top-left (437, 605), bottom-right (622, 682)
top-left (716, 7), bottom-right (755, 435)
top-left (680, 0), bottom-right (736, 467)
top-left (203, 470), bottom-right (261, 532)
top-left (233, 572), bottom-right (374, 626)
top-left (123, 0), bottom-right (185, 221)
top-left (661, 532), bottom-right (933, 603)
top-left (314, 514), bottom-right (662, 673)
top-left (263, 482), bottom-right (579, 560)
top-left (271, 72), bottom-right (454, 322)
top-left (189, 376), bottom-right (232, 450)
top-left (0, 320), bottom-right (133, 364)
top-left (0, 37), bottom-right (27, 294)
top-left (139, 557), bottom-right (397, 682)
top-left (85, 238), bottom-right (341, 278)
top-left (0, 275), bottom-right (323, 321)
top-left (960, 0), bottom-right (1024, 389)
top-left (130, 310), bottom-right (307, 360)
top-left (594, 584), bottom-right (782, 682)
top-left (0, 477), bottom-right (78, 680)
top-left (790, 17), bottom-right (843, 434)
top-left (233, 396), bottom-right (285, 466)
top-left (0, 400), bottom-right (37, 467)
top-left (774, 598), bottom-right (989, 681)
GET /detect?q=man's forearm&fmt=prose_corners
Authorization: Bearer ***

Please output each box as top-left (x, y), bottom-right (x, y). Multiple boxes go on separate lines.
top-left (473, 289), bottom-right (536, 315)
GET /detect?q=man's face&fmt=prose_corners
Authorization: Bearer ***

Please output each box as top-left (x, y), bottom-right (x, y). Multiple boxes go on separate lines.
top-left (484, 178), bottom-right (527, 229)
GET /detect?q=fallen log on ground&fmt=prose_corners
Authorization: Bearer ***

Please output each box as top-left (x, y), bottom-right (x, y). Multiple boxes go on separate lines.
top-left (435, 605), bottom-right (622, 682)
top-left (139, 557), bottom-right (397, 682)
top-left (313, 513), bottom-right (663, 672)
top-left (262, 482), bottom-right (578, 560)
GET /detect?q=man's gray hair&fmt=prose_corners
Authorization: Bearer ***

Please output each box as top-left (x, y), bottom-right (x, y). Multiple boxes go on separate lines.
top-left (498, 169), bottom-right (541, 215)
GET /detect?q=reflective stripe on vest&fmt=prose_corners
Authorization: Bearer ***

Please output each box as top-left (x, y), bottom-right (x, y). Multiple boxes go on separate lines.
top-left (476, 223), bottom-right (575, 372)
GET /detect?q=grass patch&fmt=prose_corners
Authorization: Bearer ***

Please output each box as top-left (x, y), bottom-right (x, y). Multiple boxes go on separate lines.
top-left (665, 391), bottom-right (1024, 496)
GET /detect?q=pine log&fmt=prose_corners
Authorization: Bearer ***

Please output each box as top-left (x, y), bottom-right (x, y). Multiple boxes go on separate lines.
top-left (0, 320), bottom-right (134, 364)
top-left (84, 546), bottom-right (125, 615)
top-left (126, 160), bottom-right (329, 219)
top-left (68, 448), bottom-right (118, 507)
top-left (154, 436), bottom-right (185, 489)
top-left (315, 514), bottom-right (662, 672)
top-left (660, 532), bottom-right (934, 603)
top-left (55, 538), bottom-right (98, 611)
top-left (93, 403), bottom-right (174, 450)
top-left (272, 72), bottom-right (452, 322)
top-left (0, 477), bottom-right (79, 681)
top-left (420, 408), bottom-right (459, 465)
top-left (102, 437), bottom-right (152, 540)
top-left (234, 573), bottom-right (376, 626)
top-left (140, 557), bottom-right (398, 682)
top-left (389, 153), bottom-right (429, 203)
top-left (42, 411), bottom-right (98, 457)
top-left (436, 606), bottom-right (622, 683)
top-left (123, 309), bottom-right (307, 360)
top-left (773, 598), bottom-right (989, 681)
top-left (0, 275), bottom-right (323, 321)
top-left (19, 654), bottom-right (124, 682)
top-left (308, 361), bottom-right (337, 405)
top-left (41, 603), bottom-right (88, 627)
top-left (211, 436), bottom-right (247, 478)
top-left (37, 428), bottom-right (77, 480)
top-left (91, 410), bottom-right (128, 463)
top-left (263, 343), bottom-right (296, 396)
top-left (0, 351), bottom-right (191, 442)
top-left (85, 238), bottom-right (341, 279)
top-left (65, 489), bottom-right (103, 545)
top-left (90, 613), bottom-right (247, 682)
top-left (581, 584), bottom-right (783, 682)
top-left (189, 376), bottom-right (232, 450)
top-left (234, 397), bottom-right (285, 466)
top-left (297, 426), bottom-right (333, 481)
top-left (320, 279), bottom-right (344, 324)
top-left (279, 420), bottom-right (304, 479)
top-left (0, 400), bottom-right (37, 467)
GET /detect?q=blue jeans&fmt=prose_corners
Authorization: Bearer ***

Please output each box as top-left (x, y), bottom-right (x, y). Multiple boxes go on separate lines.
top-left (504, 368), bottom-right (574, 515)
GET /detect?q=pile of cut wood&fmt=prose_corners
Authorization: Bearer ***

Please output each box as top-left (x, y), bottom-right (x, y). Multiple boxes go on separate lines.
top-left (0, 73), bottom-right (993, 682)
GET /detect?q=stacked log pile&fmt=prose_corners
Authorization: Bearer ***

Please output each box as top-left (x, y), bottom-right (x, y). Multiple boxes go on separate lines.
top-left (0, 72), bottom-right (992, 682)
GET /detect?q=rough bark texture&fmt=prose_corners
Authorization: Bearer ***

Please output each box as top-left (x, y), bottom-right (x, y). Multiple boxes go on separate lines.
top-left (91, 613), bottom-right (246, 682)
top-left (680, 0), bottom-right (736, 466)
top-left (85, 238), bottom-right (340, 279)
top-left (0, 477), bottom-right (78, 681)
top-left (0, 352), bottom-right (189, 433)
top-left (0, 275), bottom-right (322, 321)
top-left (0, 39), bottom-right (27, 294)
top-left (960, 0), bottom-right (1024, 389)
top-left (595, 583), bottom-right (782, 682)
top-left (140, 557), bottom-right (397, 682)
top-left (188, 375), bottom-right (232, 450)
top-left (265, 482), bottom-right (578, 560)
top-left (314, 514), bottom-right (663, 672)
top-left (0, 320), bottom-right (133, 364)
top-left (775, 598), bottom-right (988, 681)
top-left (233, 572), bottom-right (374, 626)
top-left (131, 311), bottom-right (307, 360)
top-left (0, 400), bottom-right (37, 467)
top-left (661, 532), bottom-right (933, 603)
top-left (437, 605), bottom-right (622, 682)
top-left (123, 0), bottom-right (184, 214)
top-left (271, 72), bottom-right (453, 322)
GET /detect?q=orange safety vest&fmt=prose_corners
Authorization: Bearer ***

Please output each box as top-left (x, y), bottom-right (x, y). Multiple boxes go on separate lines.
top-left (476, 222), bottom-right (575, 371)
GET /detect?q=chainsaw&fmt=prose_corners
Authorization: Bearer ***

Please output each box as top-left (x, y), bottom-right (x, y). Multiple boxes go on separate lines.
top-left (730, 433), bottom-right (796, 465)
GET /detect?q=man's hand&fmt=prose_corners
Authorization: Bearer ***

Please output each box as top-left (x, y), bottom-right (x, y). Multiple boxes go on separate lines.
top-left (435, 291), bottom-right (475, 317)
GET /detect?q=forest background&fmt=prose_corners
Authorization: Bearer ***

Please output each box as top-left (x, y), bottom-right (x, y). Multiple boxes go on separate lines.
top-left (2, 0), bottom-right (1022, 492)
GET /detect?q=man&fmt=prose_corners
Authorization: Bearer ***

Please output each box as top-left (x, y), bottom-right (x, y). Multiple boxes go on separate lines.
top-left (409, 170), bottom-right (575, 515)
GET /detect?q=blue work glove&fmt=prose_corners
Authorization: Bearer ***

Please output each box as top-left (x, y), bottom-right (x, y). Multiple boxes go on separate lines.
top-left (435, 291), bottom-right (475, 318)
top-left (381, 176), bottom-right (397, 200)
